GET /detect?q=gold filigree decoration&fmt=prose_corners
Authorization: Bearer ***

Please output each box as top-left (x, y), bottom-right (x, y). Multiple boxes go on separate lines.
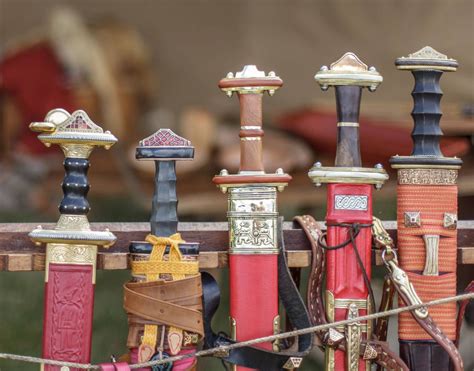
top-left (56, 215), bottom-right (91, 231)
top-left (398, 169), bottom-right (458, 185)
top-left (56, 110), bottom-right (104, 133)
top-left (45, 243), bottom-right (97, 283)
top-left (403, 46), bottom-right (451, 61)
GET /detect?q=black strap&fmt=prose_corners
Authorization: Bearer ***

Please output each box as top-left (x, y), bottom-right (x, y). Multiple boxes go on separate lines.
top-left (201, 218), bottom-right (313, 370)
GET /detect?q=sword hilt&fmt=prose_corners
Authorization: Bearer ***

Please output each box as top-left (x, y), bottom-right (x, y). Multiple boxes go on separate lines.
top-left (214, 65), bottom-right (291, 191)
top-left (315, 53), bottom-right (382, 167)
top-left (29, 109), bottom-right (117, 247)
top-left (392, 46), bottom-right (461, 166)
top-left (219, 65), bottom-right (282, 173)
top-left (136, 129), bottom-right (194, 236)
top-left (30, 109), bottom-right (117, 218)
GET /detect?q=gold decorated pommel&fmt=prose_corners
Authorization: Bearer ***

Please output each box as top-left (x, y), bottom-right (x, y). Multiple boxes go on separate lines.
top-left (315, 52), bottom-right (382, 92)
top-left (218, 65), bottom-right (283, 97)
top-left (29, 109), bottom-right (118, 158)
top-left (395, 46), bottom-right (458, 72)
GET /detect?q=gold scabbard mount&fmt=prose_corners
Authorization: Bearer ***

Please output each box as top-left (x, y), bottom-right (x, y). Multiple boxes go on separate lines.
top-left (346, 303), bottom-right (361, 371)
top-left (29, 109), bottom-right (117, 283)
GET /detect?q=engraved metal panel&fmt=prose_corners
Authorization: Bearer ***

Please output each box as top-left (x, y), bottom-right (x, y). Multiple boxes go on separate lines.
top-left (228, 186), bottom-right (278, 254)
top-left (334, 195), bottom-right (368, 211)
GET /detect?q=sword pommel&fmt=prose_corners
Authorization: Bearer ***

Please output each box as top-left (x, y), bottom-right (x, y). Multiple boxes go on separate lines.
top-left (314, 53), bottom-right (383, 168)
top-left (29, 109), bottom-right (117, 156)
top-left (392, 46), bottom-right (461, 167)
top-left (395, 46), bottom-right (458, 72)
top-left (136, 129), bottom-right (194, 237)
top-left (214, 65), bottom-right (291, 192)
top-left (315, 52), bottom-right (382, 92)
top-left (218, 65), bottom-right (283, 96)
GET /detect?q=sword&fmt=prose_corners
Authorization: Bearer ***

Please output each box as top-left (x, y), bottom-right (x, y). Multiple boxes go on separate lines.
top-left (213, 65), bottom-right (291, 371)
top-left (309, 53), bottom-right (387, 371)
top-left (125, 129), bottom-right (202, 371)
top-left (391, 46), bottom-right (461, 370)
top-left (29, 109), bottom-right (117, 371)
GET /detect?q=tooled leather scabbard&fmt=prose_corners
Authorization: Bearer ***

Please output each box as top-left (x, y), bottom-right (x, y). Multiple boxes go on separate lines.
top-left (391, 46), bottom-right (463, 371)
top-left (29, 109), bottom-right (117, 370)
top-left (213, 66), bottom-right (291, 371)
top-left (125, 129), bottom-right (202, 371)
top-left (309, 53), bottom-right (388, 371)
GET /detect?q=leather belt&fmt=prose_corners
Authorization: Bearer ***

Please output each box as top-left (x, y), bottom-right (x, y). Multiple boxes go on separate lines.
top-left (202, 218), bottom-right (313, 370)
top-left (123, 275), bottom-right (204, 337)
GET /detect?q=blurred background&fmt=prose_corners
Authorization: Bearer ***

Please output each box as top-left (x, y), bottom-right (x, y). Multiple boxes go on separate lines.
top-left (0, 0), bottom-right (473, 370)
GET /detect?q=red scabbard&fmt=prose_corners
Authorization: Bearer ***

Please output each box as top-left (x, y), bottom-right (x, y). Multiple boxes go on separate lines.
top-left (229, 254), bottom-right (278, 352)
top-left (43, 263), bottom-right (94, 371)
top-left (325, 184), bottom-right (372, 371)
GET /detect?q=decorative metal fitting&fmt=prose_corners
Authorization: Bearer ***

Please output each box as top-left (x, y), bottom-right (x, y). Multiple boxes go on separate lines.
top-left (404, 212), bottom-right (421, 228)
top-left (219, 65), bottom-right (283, 96)
top-left (29, 109), bottom-right (117, 158)
top-left (395, 46), bottom-right (458, 72)
top-left (308, 165), bottom-right (388, 187)
top-left (346, 303), bottom-right (361, 371)
top-left (315, 52), bottom-right (382, 92)
top-left (383, 257), bottom-right (428, 319)
top-left (326, 327), bottom-right (345, 346)
top-left (363, 344), bottom-right (378, 360)
top-left (282, 357), bottom-right (303, 369)
top-left (422, 235), bottom-right (440, 276)
top-left (227, 186), bottom-right (279, 254)
top-left (443, 213), bottom-right (457, 229)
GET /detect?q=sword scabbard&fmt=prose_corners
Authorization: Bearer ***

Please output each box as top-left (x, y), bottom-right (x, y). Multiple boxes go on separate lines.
top-left (391, 46), bottom-right (461, 370)
top-left (214, 65), bottom-right (290, 370)
top-left (127, 129), bottom-right (201, 371)
top-left (29, 109), bottom-right (117, 370)
top-left (310, 53), bottom-right (387, 371)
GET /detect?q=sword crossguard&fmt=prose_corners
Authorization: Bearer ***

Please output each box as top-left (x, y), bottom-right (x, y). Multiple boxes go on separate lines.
top-left (214, 65), bottom-right (291, 192)
top-left (136, 129), bottom-right (194, 237)
top-left (392, 46), bottom-right (461, 167)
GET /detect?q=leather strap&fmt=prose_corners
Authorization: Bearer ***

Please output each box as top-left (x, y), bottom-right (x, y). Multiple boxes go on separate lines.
top-left (123, 275), bottom-right (204, 337)
top-left (202, 218), bottom-right (312, 370)
top-left (295, 215), bottom-right (409, 371)
top-left (394, 273), bottom-right (464, 371)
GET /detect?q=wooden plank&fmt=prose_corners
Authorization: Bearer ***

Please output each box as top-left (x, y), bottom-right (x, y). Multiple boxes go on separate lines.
top-left (0, 221), bottom-right (473, 271)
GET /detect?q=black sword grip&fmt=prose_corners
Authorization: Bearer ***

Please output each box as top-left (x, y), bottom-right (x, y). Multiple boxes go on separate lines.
top-left (410, 70), bottom-right (444, 157)
top-left (335, 85), bottom-right (362, 167)
top-left (151, 160), bottom-right (178, 236)
top-left (59, 157), bottom-right (90, 215)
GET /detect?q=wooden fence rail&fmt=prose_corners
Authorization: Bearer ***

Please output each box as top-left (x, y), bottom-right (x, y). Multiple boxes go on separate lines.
top-left (1, 221), bottom-right (473, 272)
